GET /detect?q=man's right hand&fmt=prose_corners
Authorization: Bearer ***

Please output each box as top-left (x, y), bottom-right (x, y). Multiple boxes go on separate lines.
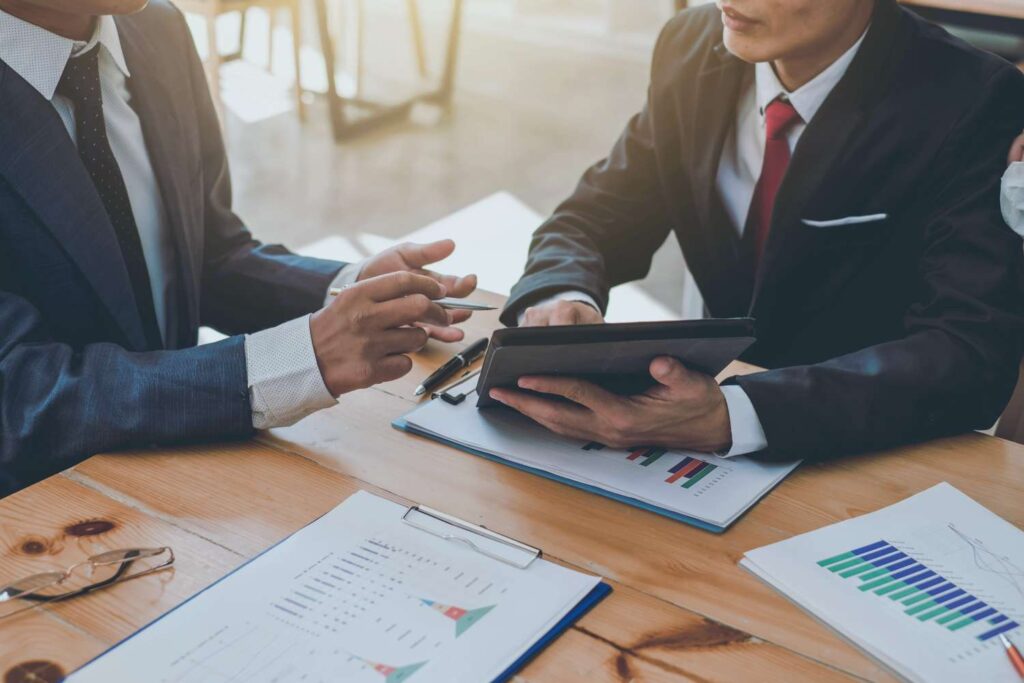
top-left (520, 299), bottom-right (604, 327)
top-left (310, 272), bottom-right (451, 396)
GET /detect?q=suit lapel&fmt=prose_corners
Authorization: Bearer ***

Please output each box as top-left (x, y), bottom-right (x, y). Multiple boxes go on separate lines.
top-left (751, 0), bottom-right (906, 318)
top-left (682, 43), bottom-right (752, 317)
top-left (0, 62), bottom-right (148, 349)
top-left (117, 15), bottom-right (201, 346)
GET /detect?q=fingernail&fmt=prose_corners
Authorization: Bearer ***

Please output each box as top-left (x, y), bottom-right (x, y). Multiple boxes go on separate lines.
top-left (518, 379), bottom-right (532, 389)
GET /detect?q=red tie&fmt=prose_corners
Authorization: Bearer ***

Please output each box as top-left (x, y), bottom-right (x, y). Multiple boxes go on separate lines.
top-left (749, 98), bottom-right (802, 270)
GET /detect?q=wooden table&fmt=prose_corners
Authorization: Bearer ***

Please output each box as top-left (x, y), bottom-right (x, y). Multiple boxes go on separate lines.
top-left (2, 290), bottom-right (1023, 682)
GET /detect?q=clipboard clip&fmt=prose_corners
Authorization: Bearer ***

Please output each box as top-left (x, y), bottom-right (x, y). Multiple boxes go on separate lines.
top-left (436, 370), bottom-right (480, 405)
top-left (402, 504), bottom-right (541, 569)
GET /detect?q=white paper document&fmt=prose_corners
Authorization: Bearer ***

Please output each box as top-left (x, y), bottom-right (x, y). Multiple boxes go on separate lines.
top-left (69, 492), bottom-right (602, 683)
top-left (400, 378), bottom-right (800, 530)
top-left (741, 483), bottom-right (1024, 683)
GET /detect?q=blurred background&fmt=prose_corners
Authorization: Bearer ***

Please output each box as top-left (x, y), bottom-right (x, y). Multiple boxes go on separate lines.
top-left (178, 0), bottom-right (1024, 321)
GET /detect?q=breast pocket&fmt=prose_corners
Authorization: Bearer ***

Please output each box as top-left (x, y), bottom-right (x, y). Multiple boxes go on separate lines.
top-left (799, 213), bottom-right (891, 249)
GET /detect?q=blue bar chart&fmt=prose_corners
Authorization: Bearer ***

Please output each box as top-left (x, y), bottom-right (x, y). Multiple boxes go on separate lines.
top-left (817, 540), bottom-right (1020, 642)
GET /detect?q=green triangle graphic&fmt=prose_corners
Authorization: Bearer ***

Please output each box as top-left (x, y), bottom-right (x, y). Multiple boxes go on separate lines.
top-left (386, 661), bottom-right (427, 683)
top-left (454, 605), bottom-right (496, 637)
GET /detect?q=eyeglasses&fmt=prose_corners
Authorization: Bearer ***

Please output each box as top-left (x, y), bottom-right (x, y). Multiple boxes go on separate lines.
top-left (0, 547), bottom-right (175, 620)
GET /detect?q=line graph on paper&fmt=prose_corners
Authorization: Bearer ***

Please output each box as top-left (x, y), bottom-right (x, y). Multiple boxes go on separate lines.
top-left (949, 523), bottom-right (1024, 600)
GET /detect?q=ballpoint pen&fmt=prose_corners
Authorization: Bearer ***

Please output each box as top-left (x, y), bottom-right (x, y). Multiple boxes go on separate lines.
top-left (1001, 633), bottom-right (1024, 679)
top-left (328, 287), bottom-right (496, 311)
top-left (415, 338), bottom-right (489, 397)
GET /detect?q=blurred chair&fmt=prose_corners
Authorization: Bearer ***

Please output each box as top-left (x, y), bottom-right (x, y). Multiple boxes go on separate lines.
top-left (314, 0), bottom-right (463, 142)
top-left (175, 0), bottom-right (307, 121)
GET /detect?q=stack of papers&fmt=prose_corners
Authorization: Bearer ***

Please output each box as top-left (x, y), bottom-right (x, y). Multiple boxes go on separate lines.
top-left (398, 378), bottom-right (800, 531)
top-left (69, 492), bottom-right (606, 683)
top-left (742, 483), bottom-right (1024, 682)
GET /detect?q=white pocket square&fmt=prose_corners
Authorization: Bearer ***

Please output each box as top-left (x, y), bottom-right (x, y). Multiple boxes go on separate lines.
top-left (802, 213), bottom-right (888, 228)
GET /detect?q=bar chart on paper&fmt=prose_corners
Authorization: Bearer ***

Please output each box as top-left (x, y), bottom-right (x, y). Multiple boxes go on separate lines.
top-left (582, 443), bottom-right (727, 493)
top-left (398, 379), bottom-right (801, 531)
top-left (818, 538), bottom-right (1019, 643)
top-left (742, 484), bottom-right (1024, 682)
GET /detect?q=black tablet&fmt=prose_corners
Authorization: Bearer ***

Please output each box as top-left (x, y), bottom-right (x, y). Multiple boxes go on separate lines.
top-left (475, 318), bottom-right (756, 407)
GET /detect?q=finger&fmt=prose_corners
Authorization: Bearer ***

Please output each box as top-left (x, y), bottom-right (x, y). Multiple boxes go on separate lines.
top-left (447, 309), bottom-right (472, 325)
top-left (521, 307), bottom-right (550, 327)
top-left (416, 322), bottom-right (466, 343)
top-left (378, 327), bottom-right (429, 355)
top-left (648, 356), bottom-right (706, 398)
top-left (373, 354), bottom-right (414, 384)
top-left (359, 272), bottom-right (447, 303)
top-left (1011, 136), bottom-right (1024, 164)
top-left (516, 375), bottom-right (622, 412)
top-left (549, 305), bottom-right (583, 326)
top-left (374, 295), bottom-right (449, 328)
top-left (488, 388), bottom-right (594, 433)
top-left (397, 240), bottom-right (456, 269)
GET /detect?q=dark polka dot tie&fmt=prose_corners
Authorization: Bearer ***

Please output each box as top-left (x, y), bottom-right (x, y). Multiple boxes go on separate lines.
top-left (57, 46), bottom-right (163, 350)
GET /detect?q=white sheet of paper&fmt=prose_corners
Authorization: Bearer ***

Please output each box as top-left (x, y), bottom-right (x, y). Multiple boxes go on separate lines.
top-left (741, 483), bottom-right (1024, 683)
top-left (68, 491), bottom-right (601, 683)
top-left (402, 377), bottom-right (799, 529)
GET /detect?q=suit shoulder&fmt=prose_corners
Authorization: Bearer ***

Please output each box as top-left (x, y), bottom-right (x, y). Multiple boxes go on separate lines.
top-left (135, 0), bottom-right (186, 22)
top-left (658, 4), bottom-right (722, 55)
top-left (651, 3), bottom-right (721, 75)
top-left (902, 8), bottom-right (1021, 94)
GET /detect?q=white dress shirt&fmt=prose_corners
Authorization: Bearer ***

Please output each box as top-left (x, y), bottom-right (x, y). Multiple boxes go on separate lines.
top-left (0, 10), bottom-right (356, 429)
top-left (525, 29), bottom-right (868, 456)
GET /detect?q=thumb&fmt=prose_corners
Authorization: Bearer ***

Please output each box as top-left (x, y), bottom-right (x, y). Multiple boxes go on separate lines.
top-left (398, 239), bottom-right (456, 268)
top-left (649, 356), bottom-right (694, 389)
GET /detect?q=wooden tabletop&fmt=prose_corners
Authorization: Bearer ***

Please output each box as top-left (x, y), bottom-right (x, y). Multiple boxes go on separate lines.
top-left (2, 289), bottom-right (1023, 682)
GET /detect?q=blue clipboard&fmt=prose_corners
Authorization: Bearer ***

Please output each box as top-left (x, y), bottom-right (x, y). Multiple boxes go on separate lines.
top-left (494, 581), bottom-right (612, 682)
top-left (68, 493), bottom-right (611, 682)
top-left (393, 416), bottom-right (727, 533)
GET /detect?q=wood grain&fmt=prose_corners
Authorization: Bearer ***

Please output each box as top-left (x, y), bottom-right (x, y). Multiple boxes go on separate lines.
top-left (63, 443), bottom-right (850, 681)
top-left (2, 288), bottom-right (1018, 681)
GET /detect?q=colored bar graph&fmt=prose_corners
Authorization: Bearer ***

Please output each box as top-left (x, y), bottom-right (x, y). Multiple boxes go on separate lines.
top-left (666, 457), bottom-right (702, 483)
top-left (627, 448), bottom-right (646, 461)
top-left (818, 540), bottom-right (1021, 643)
top-left (683, 463), bottom-right (715, 488)
top-left (640, 448), bottom-right (667, 467)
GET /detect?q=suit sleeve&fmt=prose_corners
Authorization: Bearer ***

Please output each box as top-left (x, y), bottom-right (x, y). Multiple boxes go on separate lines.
top-left (735, 65), bottom-right (1024, 461)
top-left (500, 24), bottom-right (678, 326)
top-left (0, 289), bottom-right (253, 496)
top-left (173, 8), bottom-right (345, 336)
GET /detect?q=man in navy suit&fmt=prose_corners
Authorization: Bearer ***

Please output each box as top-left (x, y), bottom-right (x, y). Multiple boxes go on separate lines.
top-left (0, 0), bottom-right (477, 495)
top-left (492, 0), bottom-right (1024, 461)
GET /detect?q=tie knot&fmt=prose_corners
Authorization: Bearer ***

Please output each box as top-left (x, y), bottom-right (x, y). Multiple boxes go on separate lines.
top-left (764, 98), bottom-right (801, 141)
top-left (56, 45), bottom-right (102, 104)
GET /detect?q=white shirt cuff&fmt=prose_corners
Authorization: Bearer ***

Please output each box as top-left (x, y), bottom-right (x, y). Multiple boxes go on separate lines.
top-left (517, 290), bottom-right (600, 326)
top-left (323, 261), bottom-right (365, 307)
top-left (718, 385), bottom-right (768, 457)
top-left (244, 315), bottom-right (337, 429)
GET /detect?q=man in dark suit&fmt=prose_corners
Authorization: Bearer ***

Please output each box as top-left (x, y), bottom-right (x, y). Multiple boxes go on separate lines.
top-left (0, 0), bottom-right (477, 496)
top-left (490, 0), bottom-right (1024, 461)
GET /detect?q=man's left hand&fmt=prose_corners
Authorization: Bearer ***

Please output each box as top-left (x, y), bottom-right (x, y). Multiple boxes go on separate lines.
top-left (489, 356), bottom-right (732, 453)
top-left (358, 239), bottom-right (478, 342)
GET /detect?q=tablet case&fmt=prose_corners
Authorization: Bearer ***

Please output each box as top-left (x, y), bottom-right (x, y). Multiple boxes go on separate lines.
top-left (476, 318), bottom-right (756, 407)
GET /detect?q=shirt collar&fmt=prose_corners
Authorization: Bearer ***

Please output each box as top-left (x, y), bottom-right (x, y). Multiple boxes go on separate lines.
top-left (0, 11), bottom-right (129, 101)
top-left (754, 27), bottom-right (869, 126)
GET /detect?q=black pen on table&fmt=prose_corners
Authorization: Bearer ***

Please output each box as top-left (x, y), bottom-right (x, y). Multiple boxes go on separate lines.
top-left (415, 338), bottom-right (489, 397)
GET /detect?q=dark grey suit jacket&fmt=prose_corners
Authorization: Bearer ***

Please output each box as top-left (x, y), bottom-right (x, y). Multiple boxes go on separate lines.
top-left (504, 0), bottom-right (1024, 461)
top-left (0, 1), bottom-right (345, 495)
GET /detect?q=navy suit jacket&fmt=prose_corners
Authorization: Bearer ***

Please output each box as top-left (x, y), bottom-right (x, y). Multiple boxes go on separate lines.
top-left (504, 0), bottom-right (1024, 461)
top-left (0, 1), bottom-right (345, 495)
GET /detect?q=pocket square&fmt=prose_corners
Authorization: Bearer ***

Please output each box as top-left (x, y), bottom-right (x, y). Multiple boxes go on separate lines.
top-left (802, 213), bottom-right (888, 228)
